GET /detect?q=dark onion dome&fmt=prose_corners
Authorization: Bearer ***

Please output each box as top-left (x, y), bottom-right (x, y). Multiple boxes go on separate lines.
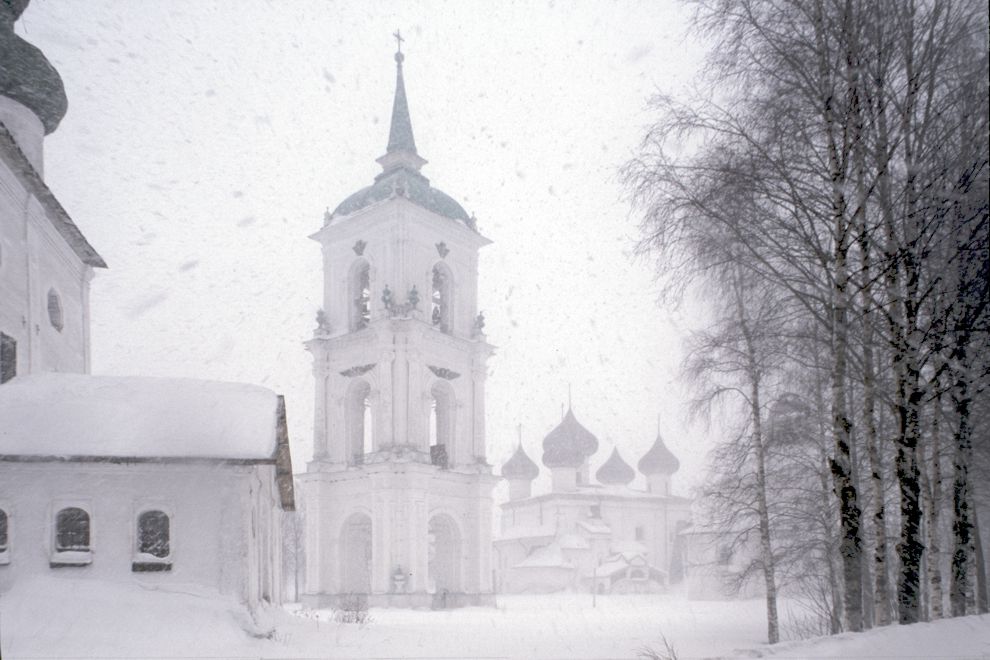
top-left (595, 448), bottom-right (635, 485)
top-left (328, 46), bottom-right (475, 230)
top-left (0, 0), bottom-right (68, 134)
top-left (638, 430), bottom-right (680, 476)
top-left (502, 443), bottom-right (539, 481)
top-left (542, 408), bottom-right (599, 468)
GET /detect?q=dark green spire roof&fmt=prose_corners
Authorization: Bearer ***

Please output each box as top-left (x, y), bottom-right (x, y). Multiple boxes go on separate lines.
top-left (596, 448), bottom-right (635, 485)
top-left (502, 443), bottom-right (540, 481)
top-left (542, 408), bottom-right (599, 468)
top-left (0, 0), bottom-right (68, 134)
top-left (386, 51), bottom-right (417, 155)
top-left (326, 44), bottom-right (478, 231)
top-left (638, 430), bottom-right (680, 476)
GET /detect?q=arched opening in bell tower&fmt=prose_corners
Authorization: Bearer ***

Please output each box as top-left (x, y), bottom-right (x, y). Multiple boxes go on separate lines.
top-left (429, 381), bottom-right (454, 468)
top-left (340, 513), bottom-right (373, 594)
top-left (346, 379), bottom-right (374, 464)
top-left (428, 513), bottom-right (462, 593)
top-left (431, 263), bottom-right (453, 334)
top-left (349, 259), bottom-right (371, 331)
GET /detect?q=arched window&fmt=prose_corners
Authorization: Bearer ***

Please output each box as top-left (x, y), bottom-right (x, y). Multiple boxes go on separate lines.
top-left (350, 260), bottom-right (371, 331)
top-left (347, 380), bottom-right (373, 464)
top-left (0, 509), bottom-right (8, 552)
top-left (431, 264), bottom-right (452, 334)
top-left (429, 382), bottom-right (453, 468)
top-left (55, 507), bottom-right (90, 552)
top-left (47, 288), bottom-right (63, 332)
top-left (137, 511), bottom-right (170, 558)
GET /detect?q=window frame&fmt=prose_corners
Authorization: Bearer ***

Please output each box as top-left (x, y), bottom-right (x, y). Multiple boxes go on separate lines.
top-left (132, 506), bottom-right (173, 573)
top-left (47, 288), bottom-right (64, 332)
top-left (349, 259), bottom-right (372, 332)
top-left (50, 502), bottom-right (93, 567)
top-left (0, 504), bottom-right (10, 565)
top-left (430, 262), bottom-right (454, 334)
top-left (0, 332), bottom-right (16, 384)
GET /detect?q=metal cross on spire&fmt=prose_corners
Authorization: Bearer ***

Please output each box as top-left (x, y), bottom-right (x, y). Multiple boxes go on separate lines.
top-left (393, 29), bottom-right (404, 53)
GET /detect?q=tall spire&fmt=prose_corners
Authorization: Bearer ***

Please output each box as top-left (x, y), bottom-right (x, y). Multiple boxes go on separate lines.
top-left (386, 31), bottom-right (417, 155)
top-left (377, 31), bottom-right (427, 174)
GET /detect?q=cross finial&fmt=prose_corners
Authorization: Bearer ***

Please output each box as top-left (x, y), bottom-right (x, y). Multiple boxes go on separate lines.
top-left (393, 29), bottom-right (404, 53)
top-left (517, 423), bottom-right (522, 447)
top-left (568, 384), bottom-right (572, 410)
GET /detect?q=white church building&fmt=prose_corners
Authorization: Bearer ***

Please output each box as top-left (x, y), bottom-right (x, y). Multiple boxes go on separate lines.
top-left (298, 44), bottom-right (497, 609)
top-left (0, 0), bottom-right (293, 608)
top-left (494, 409), bottom-right (691, 594)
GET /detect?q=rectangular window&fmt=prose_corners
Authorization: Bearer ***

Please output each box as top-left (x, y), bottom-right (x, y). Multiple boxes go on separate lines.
top-left (0, 508), bottom-right (8, 565)
top-left (51, 506), bottom-right (92, 567)
top-left (0, 333), bottom-right (15, 384)
top-left (0, 509), bottom-right (8, 550)
top-left (56, 508), bottom-right (90, 551)
top-left (635, 526), bottom-right (645, 542)
top-left (589, 505), bottom-right (601, 519)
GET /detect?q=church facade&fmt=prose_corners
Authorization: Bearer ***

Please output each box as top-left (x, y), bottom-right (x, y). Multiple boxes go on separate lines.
top-left (0, 0), bottom-right (293, 609)
top-left (0, 0), bottom-right (106, 382)
top-left (494, 410), bottom-right (691, 594)
top-left (299, 45), bottom-right (497, 608)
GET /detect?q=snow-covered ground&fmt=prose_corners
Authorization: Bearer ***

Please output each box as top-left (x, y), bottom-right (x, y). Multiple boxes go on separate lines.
top-left (3, 576), bottom-right (989, 659)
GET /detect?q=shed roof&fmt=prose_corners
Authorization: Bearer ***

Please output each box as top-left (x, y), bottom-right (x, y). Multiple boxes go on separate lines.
top-left (0, 373), bottom-right (281, 460)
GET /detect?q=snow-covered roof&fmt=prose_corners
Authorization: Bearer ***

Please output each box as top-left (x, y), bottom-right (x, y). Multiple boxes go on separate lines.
top-left (0, 128), bottom-right (106, 267)
top-left (609, 541), bottom-right (648, 557)
top-left (496, 525), bottom-right (556, 542)
top-left (577, 520), bottom-right (612, 535)
top-left (0, 373), bottom-right (281, 460)
top-left (514, 543), bottom-right (573, 569)
top-left (557, 533), bottom-right (591, 550)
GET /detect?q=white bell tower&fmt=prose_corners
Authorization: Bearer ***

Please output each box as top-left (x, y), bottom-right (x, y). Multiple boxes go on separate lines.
top-left (300, 39), bottom-right (496, 608)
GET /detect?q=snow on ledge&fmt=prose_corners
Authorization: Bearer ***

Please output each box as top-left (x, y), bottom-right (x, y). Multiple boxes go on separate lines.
top-left (0, 373), bottom-right (279, 460)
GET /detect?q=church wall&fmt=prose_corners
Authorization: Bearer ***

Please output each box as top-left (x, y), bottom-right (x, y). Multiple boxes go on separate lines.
top-left (0, 157), bottom-right (91, 378)
top-left (315, 201), bottom-right (482, 342)
top-left (300, 466), bottom-right (494, 601)
top-left (499, 492), bottom-right (692, 588)
top-left (0, 461), bottom-right (283, 606)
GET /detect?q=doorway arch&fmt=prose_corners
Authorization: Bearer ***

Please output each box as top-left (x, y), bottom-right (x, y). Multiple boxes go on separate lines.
top-left (428, 513), bottom-right (462, 593)
top-left (340, 513), bottom-right (372, 593)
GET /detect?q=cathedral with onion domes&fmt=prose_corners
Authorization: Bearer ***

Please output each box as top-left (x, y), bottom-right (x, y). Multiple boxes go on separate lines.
top-left (494, 409), bottom-right (691, 594)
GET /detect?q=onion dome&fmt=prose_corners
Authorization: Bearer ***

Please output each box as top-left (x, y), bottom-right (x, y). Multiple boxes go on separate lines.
top-left (638, 430), bottom-right (680, 476)
top-left (0, 0), bottom-right (68, 134)
top-left (502, 443), bottom-right (539, 481)
top-left (542, 408), bottom-right (599, 468)
top-left (328, 45), bottom-right (474, 229)
top-left (595, 448), bottom-right (635, 485)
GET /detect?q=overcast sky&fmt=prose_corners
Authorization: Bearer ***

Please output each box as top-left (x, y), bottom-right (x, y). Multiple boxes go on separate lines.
top-left (21, 0), bottom-right (712, 497)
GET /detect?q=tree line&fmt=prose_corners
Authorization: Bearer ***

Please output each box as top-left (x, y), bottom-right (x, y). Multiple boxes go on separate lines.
top-left (623, 0), bottom-right (989, 643)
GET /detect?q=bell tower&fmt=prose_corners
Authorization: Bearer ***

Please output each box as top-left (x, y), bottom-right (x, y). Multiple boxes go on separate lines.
top-left (300, 39), bottom-right (496, 608)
